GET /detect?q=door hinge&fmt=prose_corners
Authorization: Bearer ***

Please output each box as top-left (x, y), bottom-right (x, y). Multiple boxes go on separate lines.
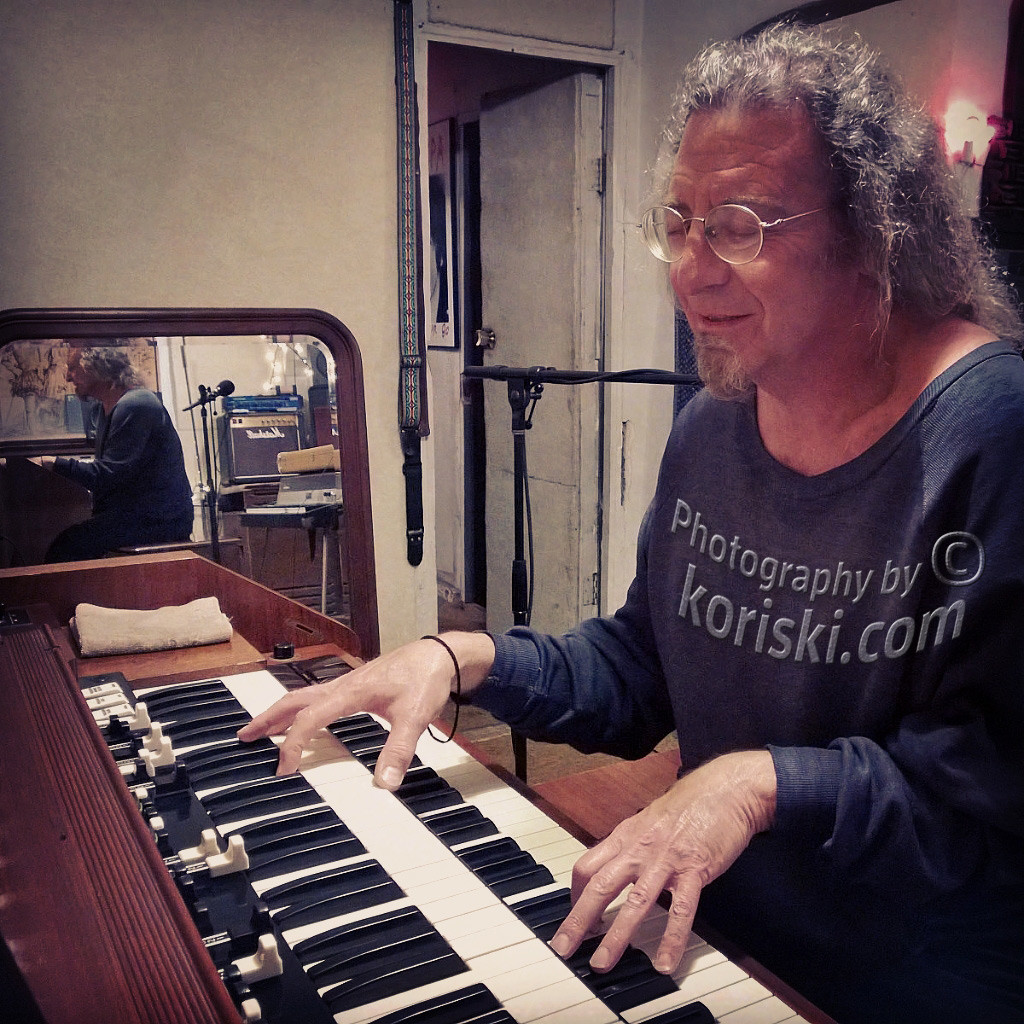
top-left (586, 571), bottom-right (599, 606)
top-left (591, 154), bottom-right (606, 194)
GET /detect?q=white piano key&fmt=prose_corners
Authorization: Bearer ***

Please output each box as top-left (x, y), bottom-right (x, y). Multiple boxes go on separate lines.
top-left (210, 671), bottom-right (817, 1024)
top-left (532, 1003), bottom-right (620, 1024)
top-left (702, 978), bottom-right (786, 1019)
top-left (516, 831), bottom-right (587, 862)
top-left (431, 903), bottom-right (534, 954)
top-left (221, 670), bottom-right (298, 716)
top-left (719, 995), bottom-right (805, 1024)
top-left (503, 976), bottom-right (621, 1024)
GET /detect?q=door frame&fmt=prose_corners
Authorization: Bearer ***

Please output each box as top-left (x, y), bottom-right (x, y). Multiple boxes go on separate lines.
top-left (414, 2), bottom-right (645, 617)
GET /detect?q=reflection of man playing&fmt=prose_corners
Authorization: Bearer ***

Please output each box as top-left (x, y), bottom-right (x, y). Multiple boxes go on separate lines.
top-left (40, 343), bottom-right (193, 562)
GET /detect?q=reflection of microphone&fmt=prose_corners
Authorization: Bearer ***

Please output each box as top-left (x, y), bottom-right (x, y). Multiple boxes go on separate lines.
top-left (183, 379), bottom-right (235, 411)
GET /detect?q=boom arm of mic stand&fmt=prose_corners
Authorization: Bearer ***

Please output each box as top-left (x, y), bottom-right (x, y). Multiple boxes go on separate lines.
top-left (463, 364), bottom-right (701, 782)
top-left (462, 365), bottom-right (701, 387)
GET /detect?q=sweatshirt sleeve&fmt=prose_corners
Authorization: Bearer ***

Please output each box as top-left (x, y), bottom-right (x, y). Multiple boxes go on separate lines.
top-left (471, 507), bottom-right (676, 759)
top-left (53, 392), bottom-right (162, 498)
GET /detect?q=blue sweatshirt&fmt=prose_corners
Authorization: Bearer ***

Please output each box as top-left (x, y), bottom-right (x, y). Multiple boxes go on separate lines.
top-left (474, 341), bottom-right (1024, 1009)
top-left (54, 388), bottom-right (192, 523)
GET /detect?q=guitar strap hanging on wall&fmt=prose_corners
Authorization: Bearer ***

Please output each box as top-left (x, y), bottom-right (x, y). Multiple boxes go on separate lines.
top-left (394, 0), bottom-right (429, 566)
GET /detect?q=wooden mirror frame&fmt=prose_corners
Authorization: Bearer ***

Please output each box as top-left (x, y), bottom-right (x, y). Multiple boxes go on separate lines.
top-left (0, 306), bottom-right (379, 655)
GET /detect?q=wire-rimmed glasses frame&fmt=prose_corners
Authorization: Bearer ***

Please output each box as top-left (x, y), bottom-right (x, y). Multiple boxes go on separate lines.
top-left (640, 203), bottom-right (825, 266)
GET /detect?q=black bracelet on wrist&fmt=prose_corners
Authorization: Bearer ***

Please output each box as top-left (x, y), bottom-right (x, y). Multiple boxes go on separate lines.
top-left (421, 633), bottom-right (462, 743)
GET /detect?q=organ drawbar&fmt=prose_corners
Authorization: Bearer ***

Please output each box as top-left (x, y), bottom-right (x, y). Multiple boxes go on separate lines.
top-left (78, 665), bottom-right (818, 1024)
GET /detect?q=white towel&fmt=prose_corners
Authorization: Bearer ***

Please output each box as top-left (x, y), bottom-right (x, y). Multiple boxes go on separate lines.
top-left (71, 597), bottom-right (233, 657)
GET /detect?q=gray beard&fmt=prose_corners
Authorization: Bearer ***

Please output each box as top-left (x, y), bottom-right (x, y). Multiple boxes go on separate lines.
top-left (693, 333), bottom-right (755, 401)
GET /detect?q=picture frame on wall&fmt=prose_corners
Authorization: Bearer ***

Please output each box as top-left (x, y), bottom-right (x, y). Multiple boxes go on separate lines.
top-left (0, 337), bottom-right (158, 449)
top-left (427, 118), bottom-right (458, 349)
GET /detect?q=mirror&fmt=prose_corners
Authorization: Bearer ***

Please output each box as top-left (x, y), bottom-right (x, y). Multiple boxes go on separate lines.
top-left (0, 308), bottom-right (379, 657)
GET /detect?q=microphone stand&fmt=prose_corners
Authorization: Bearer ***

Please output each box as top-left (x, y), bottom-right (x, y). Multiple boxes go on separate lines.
top-left (189, 384), bottom-right (222, 565)
top-left (462, 364), bottom-right (701, 781)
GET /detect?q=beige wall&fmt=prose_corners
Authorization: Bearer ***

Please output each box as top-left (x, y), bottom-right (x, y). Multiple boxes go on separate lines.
top-left (0, 0), bottom-right (430, 651)
top-left (1, 0), bottom-right (1013, 649)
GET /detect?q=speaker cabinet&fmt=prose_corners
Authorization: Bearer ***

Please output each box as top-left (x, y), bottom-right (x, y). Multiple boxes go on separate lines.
top-left (221, 413), bottom-right (301, 483)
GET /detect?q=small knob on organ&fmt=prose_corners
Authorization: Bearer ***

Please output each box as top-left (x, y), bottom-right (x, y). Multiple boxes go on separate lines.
top-left (125, 701), bottom-right (151, 731)
top-left (233, 933), bottom-right (283, 983)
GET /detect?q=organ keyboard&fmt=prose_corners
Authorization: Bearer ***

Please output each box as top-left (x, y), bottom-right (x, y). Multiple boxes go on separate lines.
top-left (64, 664), bottom-right (820, 1024)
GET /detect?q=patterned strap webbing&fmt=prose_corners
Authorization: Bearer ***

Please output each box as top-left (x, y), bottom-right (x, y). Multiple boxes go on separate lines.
top-left (395, 0), bottom-right (428, 566)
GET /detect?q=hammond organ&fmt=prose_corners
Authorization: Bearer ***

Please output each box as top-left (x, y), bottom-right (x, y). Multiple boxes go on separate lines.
top-left (0, 563), bottom-right (829, 1024)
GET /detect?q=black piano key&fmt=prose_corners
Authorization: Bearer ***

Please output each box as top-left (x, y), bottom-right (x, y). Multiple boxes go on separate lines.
top-left (179, 737), bottom-right (279, 770)
top-left (401, 790), bottom-right (465, 814)
top-left (149, 694), bottom-right (244, 725)
top-left (140, 679), bottom-right (231, 708)
top-left (320, 951), bottom-right (467, 1014)
top-left (457, 836), bottom-right (523, 870)
top-left (180, 736), bottom-right (280, 769)
top-left (291, 905), bottom-right (433, 966)
top-left (639, 1001), bottom-right (717, 1024)
top-left (345, 739), bottom-right (386, 767)
top-left (234, 804), bottom-right (342, 847)
top-left (264, 861), bottom-right (403, 928)
top-left (395, 769), bottom-right (464, 814)
top-left (302, 656), bottom-right (354, 682)
top-left (172, 737), bottom-right (237, 765)
top-left (310, 929), bottom-right (460, 996)
top-left (162, 710), bottom-right (253, 745)
top-left (200, 773), bottom-right (323, 822)
top-left (456, 835), bottom-right (555, 898)
top-left (246, 829), bottom-right (365, 879)
top-left (328, 714), bottom-right (388, 746)
top-left (334, 727), bottom-right (424, 772)
top-left (261, 859), bottom-right (383, 905)
top-left (478, 859), bottom-right (554, 899)
top-left (393, 764), bottom-right (442, 792)
top-left (568, 935), bottom-right (679, 1012)
top-left (370, 983), bottom-right (516, 1024)
top-left (326, 711), bottom-right (376, 732)
top-left (234, 805), bottom-right (363, 876)
top-left (422, 805), bottom-right (500, 847)
top-left (184, 749), bottom-right (282, 789)
top-left (508, 887), bottom-right (573, 941)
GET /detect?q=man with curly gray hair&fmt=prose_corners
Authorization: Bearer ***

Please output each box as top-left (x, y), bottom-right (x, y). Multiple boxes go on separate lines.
top-left (41, 341), bottom-right (193, 560)
top-left (654, 23), bottom-right (1021, 361)
top-left (240, 24), bottom-right (1024, 1023)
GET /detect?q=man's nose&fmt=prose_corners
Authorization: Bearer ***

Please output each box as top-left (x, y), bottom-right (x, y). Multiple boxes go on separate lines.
top-left (670, 226), bottom-right (730, 291)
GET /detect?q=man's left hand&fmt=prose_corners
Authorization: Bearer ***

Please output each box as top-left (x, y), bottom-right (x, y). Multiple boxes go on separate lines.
top-left (548, 749), bottom-right (777, 974)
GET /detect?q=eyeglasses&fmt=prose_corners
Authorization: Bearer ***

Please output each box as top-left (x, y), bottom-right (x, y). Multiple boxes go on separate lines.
top-left (639, 203), bottom-right (825, 265)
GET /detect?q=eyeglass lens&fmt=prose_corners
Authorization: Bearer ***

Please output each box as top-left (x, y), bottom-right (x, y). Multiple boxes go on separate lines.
top-left (643, 205), bottom-right (764, 265)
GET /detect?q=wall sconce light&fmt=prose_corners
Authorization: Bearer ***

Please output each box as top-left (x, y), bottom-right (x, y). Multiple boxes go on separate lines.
top-left (943, 99), bottom-right (998, 166)
top-left (943, 99), bottom-right (998, 218)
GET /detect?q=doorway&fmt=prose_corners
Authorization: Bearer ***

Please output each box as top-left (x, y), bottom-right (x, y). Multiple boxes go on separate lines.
top-left (427, 43), bottom-right (607, 635)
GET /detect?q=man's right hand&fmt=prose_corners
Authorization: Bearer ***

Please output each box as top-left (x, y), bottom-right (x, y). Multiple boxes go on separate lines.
top-left (237, 631), bottom-right (494, 790)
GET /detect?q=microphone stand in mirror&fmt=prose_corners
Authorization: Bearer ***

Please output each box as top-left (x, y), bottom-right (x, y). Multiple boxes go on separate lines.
top-left (185, 384), bottom-right (222, 565)
top-left (461, 364), bottom-right (702, 782)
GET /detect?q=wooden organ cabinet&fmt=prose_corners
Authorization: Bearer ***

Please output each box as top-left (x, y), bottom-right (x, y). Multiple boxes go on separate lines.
top-left (0, 552), bottom-right (832, 1024)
